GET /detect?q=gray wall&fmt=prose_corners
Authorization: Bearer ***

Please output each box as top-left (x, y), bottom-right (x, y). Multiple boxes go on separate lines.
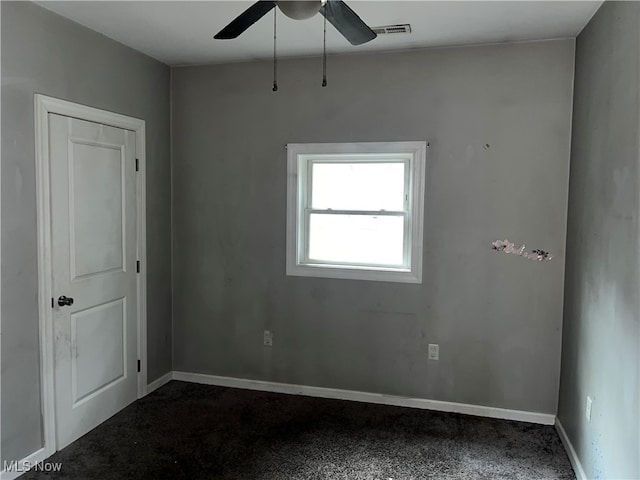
top-left (558, 2), bottom-right (640, 479)
top-left (1, 2), bottom-right (172, 463)
top-left (172, 40), bottom-right (575, 414)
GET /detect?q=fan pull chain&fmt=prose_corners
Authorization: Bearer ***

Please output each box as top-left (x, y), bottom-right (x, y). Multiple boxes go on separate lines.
top-left (322, 15), bottom-right (327, 87)
top-left (273, 8), bottom-right (278, 92)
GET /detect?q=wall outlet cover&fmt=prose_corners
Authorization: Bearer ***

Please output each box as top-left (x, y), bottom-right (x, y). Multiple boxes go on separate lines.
top-left (585, 395), bottom-right (592, 422)
top-left (428, 343), bottom-right (439, 360)
top-left (263, 330), bottom-right (273, 347)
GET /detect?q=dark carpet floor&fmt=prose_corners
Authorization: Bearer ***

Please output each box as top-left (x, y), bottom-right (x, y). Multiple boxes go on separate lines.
top-left (23, 381), bottom-right (574, 480)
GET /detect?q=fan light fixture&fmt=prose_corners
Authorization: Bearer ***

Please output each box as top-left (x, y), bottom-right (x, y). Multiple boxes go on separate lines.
top-left (276, 0), bottom-right (326, 20)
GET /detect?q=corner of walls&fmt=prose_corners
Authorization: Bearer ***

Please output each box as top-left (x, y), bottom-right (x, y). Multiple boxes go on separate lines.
top-left (169, 65), bottom-right (176, 375)
top-left (554, 36), bottom-right (578, 418)
top-left (555, 418), bottom-right (587, 480)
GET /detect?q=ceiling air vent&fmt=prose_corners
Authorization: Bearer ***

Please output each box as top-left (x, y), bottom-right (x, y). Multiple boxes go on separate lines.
top-left (372, 24), bottom-right (412, 35)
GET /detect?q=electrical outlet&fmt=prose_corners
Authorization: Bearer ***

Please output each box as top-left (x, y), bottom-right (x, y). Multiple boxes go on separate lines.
top-left (263, 330), bottom-right (273, 347)
top-left (586, 396), bottom-right (593, 422)
top-left (428, 344), bottom-right (439, 360)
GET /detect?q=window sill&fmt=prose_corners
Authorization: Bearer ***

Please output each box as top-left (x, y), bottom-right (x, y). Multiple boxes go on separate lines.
top-left (286, 262), bottom-right (422, 284)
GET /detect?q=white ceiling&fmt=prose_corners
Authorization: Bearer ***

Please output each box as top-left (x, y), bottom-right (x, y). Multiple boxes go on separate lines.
top-left (37, 1), bottom-right (602, 66)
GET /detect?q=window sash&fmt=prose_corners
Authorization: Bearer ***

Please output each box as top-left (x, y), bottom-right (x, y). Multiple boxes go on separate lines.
top-left (303, 211), bottom-right (409, 269)
top-left (307, 157), bottom-right (410, 212)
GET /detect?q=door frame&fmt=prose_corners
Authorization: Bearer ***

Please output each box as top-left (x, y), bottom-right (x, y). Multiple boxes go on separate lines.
top-left (34, 94), bottom-right (147, 457)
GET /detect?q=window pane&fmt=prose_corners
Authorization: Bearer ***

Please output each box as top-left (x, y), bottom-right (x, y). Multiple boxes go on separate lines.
top-left (311, 162), bottom-right (405, 211)
top-left (308, 214), bottom-right (405, 266)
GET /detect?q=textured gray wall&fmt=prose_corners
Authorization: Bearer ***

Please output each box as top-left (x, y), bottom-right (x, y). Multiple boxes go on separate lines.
top-left (558, 2), bottom-right (640, 479)
top-left (172, 40), bottom-right (574, 414)
top-left (1, 2), bottom-right (172, 463)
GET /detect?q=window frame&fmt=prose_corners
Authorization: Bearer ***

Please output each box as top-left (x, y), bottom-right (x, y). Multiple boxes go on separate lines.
top-left (286, 142), bottom-right (426, 283)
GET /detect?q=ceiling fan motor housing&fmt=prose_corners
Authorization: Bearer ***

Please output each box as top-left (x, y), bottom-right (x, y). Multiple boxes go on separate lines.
top-left (276, 0), bottom-right (325, 20)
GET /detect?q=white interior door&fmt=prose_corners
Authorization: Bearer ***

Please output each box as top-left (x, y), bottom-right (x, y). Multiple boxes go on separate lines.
top-left (49, 113), bottom-right (138, 449)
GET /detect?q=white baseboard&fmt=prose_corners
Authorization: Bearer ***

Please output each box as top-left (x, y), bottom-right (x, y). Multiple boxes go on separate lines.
top-left (0, 447), bottom-right (48, 480)
top-left (555, 418), bottom-right (587, 480)
top-left (172, 371), bottom-right (555, 425)
top-left (146, 371), bottom-right (173, 394)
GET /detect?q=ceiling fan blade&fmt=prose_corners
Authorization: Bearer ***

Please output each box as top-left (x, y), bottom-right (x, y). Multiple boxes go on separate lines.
top-left (214, 1), bottom-right (276, 39)
top-left (320, 0), bottom-right (376, 46)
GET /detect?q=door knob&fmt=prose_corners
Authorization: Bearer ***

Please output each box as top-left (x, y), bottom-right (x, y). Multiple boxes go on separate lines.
top-left (57, 295), bottom-right (74, 307)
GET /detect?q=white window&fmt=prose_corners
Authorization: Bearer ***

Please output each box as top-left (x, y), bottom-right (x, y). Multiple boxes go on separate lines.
top-left (286, 142), bottom-right (426, 283)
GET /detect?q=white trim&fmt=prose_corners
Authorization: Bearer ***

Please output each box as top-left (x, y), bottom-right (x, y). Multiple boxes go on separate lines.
top-left (146, 372), bottom-right (173, 394)
top-left (286, 141), bottom-right (426, 284)
top-left (34, 94), bottom-right (147, 460)
top-left (172, 371), bottom-right (555, 425)
top-left (135, 123), bottom-right (148, 400)
top-left (555, 418), bottom-right (587, 480)
top-left (285, 263), bottom-right (421, 284)
top-left (0, 448), bottom-right (47, 480)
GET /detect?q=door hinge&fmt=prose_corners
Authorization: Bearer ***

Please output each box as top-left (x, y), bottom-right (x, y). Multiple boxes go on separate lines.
top-left (137, 360), bottom-right (141, 373)
top-left (136, 260), bottom-right (140, 273)
top-left (135, 158), bottom-right (139, 172)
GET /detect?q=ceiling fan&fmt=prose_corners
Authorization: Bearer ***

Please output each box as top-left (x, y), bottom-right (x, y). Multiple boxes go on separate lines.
top-left (214, 0), bottom-right (377, 46)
